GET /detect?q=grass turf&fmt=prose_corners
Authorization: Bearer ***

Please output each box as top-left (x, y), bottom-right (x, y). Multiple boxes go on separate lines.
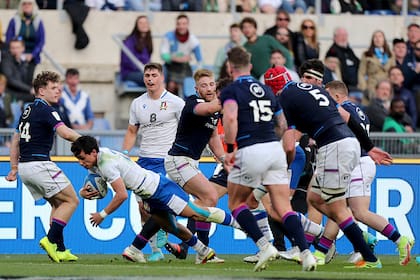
top-left (0, 254), bottom-right (418, 279)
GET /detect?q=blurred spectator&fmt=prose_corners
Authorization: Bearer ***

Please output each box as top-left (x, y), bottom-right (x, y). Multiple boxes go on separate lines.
top-left (365, 0), bottom-right (391, 12)
top-left (85, 0), bottom-right (125, 10)
top-left (382, 98), bottom-right (417, 154)
top-left (388, 66), bottom-right (417, 128)
top-left (348, 91), bottom-right (364, 108)
top-left (260, 49), bottom-right (299, 82)
top-left (214, 23), bottom-right (245, 80)
top-left (393, 38), bottom-right (407, 66)
top-left (62, 68), bottom-right (95, 130)
top-left (404, 39), bottom-right (420, 125)
top-left (120, 15), bottom-right (153, 87)
top-left (240, 16), bottom-right (293, 78)
top-left (0, 37), bottom-right (34, 103)
top-left (125, 0), bottom-right (161, 10)
top-left (323, 55), bottom-right (341, 83)
top-left (358, 30), bottom-right (395, 101)
top-left (0, 0), bottom-right (19, 9)
top-left (204, 0), bottom-right (219, 11)
top-left (92, 112), bottom-right (111, 130)
top-left (160, 14), bottom-right (203, 96)
top-left (275, 27), bottom-right (294, 57)
top-left (161, 0), bottom-right (203, 11)
top-left (0, 74), bottom-right (13, 128)
top-left (405, 23), bottom-right (420, 68)
top-left (293, 18), bottom-right (319, 70)
top-left (329, 0), bottom-right (365, 14)
top-left (264, 10), bottom-right (295, 45)
top-left (280, 0), bottom-right (307, 13)
top-left (258, 0), bottom-right (281, 13)
top-left (325, 27), bottom-right (360, 92)
top-left (365, 79), bottom-right (392, 132)
top-left (230, 0), bottom-right (257, 12)
top-left (63, 0), bottom-right (90, 50)
top-left (36, 0), bottom-right (56, 9)
top-left (6, 0), bottom-right (45, 74)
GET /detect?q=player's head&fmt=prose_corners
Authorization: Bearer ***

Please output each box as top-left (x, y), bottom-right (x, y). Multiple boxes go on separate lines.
top-left (33, 71), bottom-right (61, 101)
top-left (299, 59), bottom-right (324, 86)
top-left (325, 80), bottom-right (348, 104)
top-left (71, 135), bottom-right (99, 169)
top-left (144, 62), bottom-right (164, 92)
top-left (194, 69), bottom-right (216, 101)
top-left (226, 46), bottom-right (251, 76)
top-left (264, 66), bottom-right (292, 95)
top-left (216, 77), bottom-right (233, 97)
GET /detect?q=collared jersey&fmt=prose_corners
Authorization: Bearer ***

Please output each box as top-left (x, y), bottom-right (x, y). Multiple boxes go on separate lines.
top-left (220, 75), bottom-right (280, 149)
top-left (18, 98), bottom-right (64, 162)
top-left (168, 95), bottom-right (219, 160)
top-left (278, 82), bottom-right (354, 147)
top-left (129, 90), bottom-right (185, 158)
top-left (91, 147), bottom-right (160, 199)
top-left (341, 100), bottom-right (370, 157)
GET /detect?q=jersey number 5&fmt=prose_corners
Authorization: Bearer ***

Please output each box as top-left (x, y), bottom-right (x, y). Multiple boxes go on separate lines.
top-left (249, 100), bottom-right (273, 122)
top-left (309, 89), bottom-right (329, 107)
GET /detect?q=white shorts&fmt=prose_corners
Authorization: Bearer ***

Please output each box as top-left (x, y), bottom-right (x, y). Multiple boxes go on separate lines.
top-left (228, 141), bottom-right (289, 188)
top-left (311, 138), bottom-right (360, 203)
top-left (346, 156), bottom-right (376, 198)
top-left (18, 161), bottom-right (71, 200)
top-left (164, 155), bottom-right (201, 187)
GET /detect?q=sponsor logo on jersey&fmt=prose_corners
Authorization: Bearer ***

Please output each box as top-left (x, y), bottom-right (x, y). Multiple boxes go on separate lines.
top-left (160, 101), bottom-right (168, 110)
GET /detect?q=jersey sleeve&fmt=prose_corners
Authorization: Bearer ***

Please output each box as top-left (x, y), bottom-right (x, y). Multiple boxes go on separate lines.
top-left (128, 99), bottom-right (140, 126)
top-left (220, 86), bottom-right (236, 106)
top-left (44, 106), bottom-right (64, 129)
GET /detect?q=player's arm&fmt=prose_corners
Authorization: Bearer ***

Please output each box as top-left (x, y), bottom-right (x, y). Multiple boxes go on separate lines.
top-left (89, 177), bottom-right (128, 227)
top-left (282, 129), bottom-right (296, 167)
top-left (208, 128), bottom-right (225, 162)
top-left (6, 132), bottom-right (20, 182)
top-left (56, 124), bottom-right (81, 142)
top-left (222, 100), bottom-right (238, 146)
top-left (122, 124), bottom-right (139, 153)
top-left (193, 98), bottom-right (222, 116)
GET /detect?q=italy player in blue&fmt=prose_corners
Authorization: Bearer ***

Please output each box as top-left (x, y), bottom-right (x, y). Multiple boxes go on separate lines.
top-left (317, 81), bottom-right (414, 266)
top-left (220, 46), bottom-right (317, 272)
top-left (274, 65), bottom-right (393, 268)
top-left (6, 71), bottom-right (81, 263)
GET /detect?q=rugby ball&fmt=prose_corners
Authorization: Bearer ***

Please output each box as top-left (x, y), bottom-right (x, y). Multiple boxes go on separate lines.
top-left (83, 173), bottom-right (108, 199)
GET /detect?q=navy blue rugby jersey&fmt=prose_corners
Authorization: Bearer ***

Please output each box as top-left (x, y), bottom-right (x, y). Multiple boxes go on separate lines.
top-left (168, 95), bottom-right (220, 160)
top-left (341, 100), bottom-right (370, 157)
top-left (17, 98), bottom-right (64, 162)
top-left (219, 75), bottom-right (281, 149)
top-left (278, 82), bottom-right (354, 147)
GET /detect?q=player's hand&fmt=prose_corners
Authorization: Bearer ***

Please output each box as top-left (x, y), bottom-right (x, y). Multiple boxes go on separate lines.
top-left (368, 147), bottom-right (393, 165)
top-left (5, 170), bottom-right (17, 181)
top-left (79, 185), bottom-right (100, 199)
top-left (89, 212), bottom-right (104, 227)
top-left (223, 152), bottom-right (235, 173)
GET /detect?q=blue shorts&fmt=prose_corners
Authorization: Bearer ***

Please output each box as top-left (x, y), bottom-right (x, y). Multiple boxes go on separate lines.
top-left (145, 175), bottom-right (189, 215)
top-left (290, 145), bottom-right (306, 189)
top-left (137, 157), bottom-right (166, 175)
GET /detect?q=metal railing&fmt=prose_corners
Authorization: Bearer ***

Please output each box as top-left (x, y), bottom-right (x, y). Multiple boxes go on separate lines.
top-left (1, 128), bottom-right (419, 158)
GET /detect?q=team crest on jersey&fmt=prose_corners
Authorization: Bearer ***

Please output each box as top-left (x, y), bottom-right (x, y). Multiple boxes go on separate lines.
top-left (21, 106), bottom-right (31, 119)
top-left (297, 82), bottom-right (313, 90)
top-left (160, 101), bottom-right (168, 110)
top-left (356, 107), bottom-right (366, 121)
top-left (143, 104), bottom-right (147, 109)
top-left (249, 83), bottom-right (265, 98)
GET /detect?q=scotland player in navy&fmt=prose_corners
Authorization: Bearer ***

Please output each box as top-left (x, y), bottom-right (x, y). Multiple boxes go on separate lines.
top-left (315, 81), bottom-right (414, 266)
top-left (275, 66), bottom-right (392, 268)
top-left (164, 69), bottom-right (226, 263)
top-left (6, 71), bottom-right (81, 263)
top-left (220, 46), bottom-right (316, 272)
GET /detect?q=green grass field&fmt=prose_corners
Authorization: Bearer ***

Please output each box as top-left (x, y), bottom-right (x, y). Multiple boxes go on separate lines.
top-left (0, 254), bottom-right (419, 279)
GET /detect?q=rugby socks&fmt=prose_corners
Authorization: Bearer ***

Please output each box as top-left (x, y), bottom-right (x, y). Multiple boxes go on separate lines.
top-left (132, 234), bottom-right (148, 250)
top-left (48, 218), bottom-right (66, 251)
top-left (180, 218), bottom-right (196, 251)
top-left (381, 224), bottom-right (401, 242)
top-left (186, 235), bottom-right (206, 255)
top-left (250, 202), bottom-right (273, 241)
top-left (314, 236), bottom-right (333, 254)
top-left (196, 222), bottom-right (210, 246)
top-left (232, 204), bottom-right (266, 248)
top-left (268, 216), bottom-right (286, 251)
top-left (205, 207), bottom-right (240, 228)
top-left (305, 233), bottom-right (316, 246)
top-left (282, 211), bottom-right (309, 252)
top-left (297, 212), bottom-right (324, 239)
top-left (339, 217), bottom-right (377, 262)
